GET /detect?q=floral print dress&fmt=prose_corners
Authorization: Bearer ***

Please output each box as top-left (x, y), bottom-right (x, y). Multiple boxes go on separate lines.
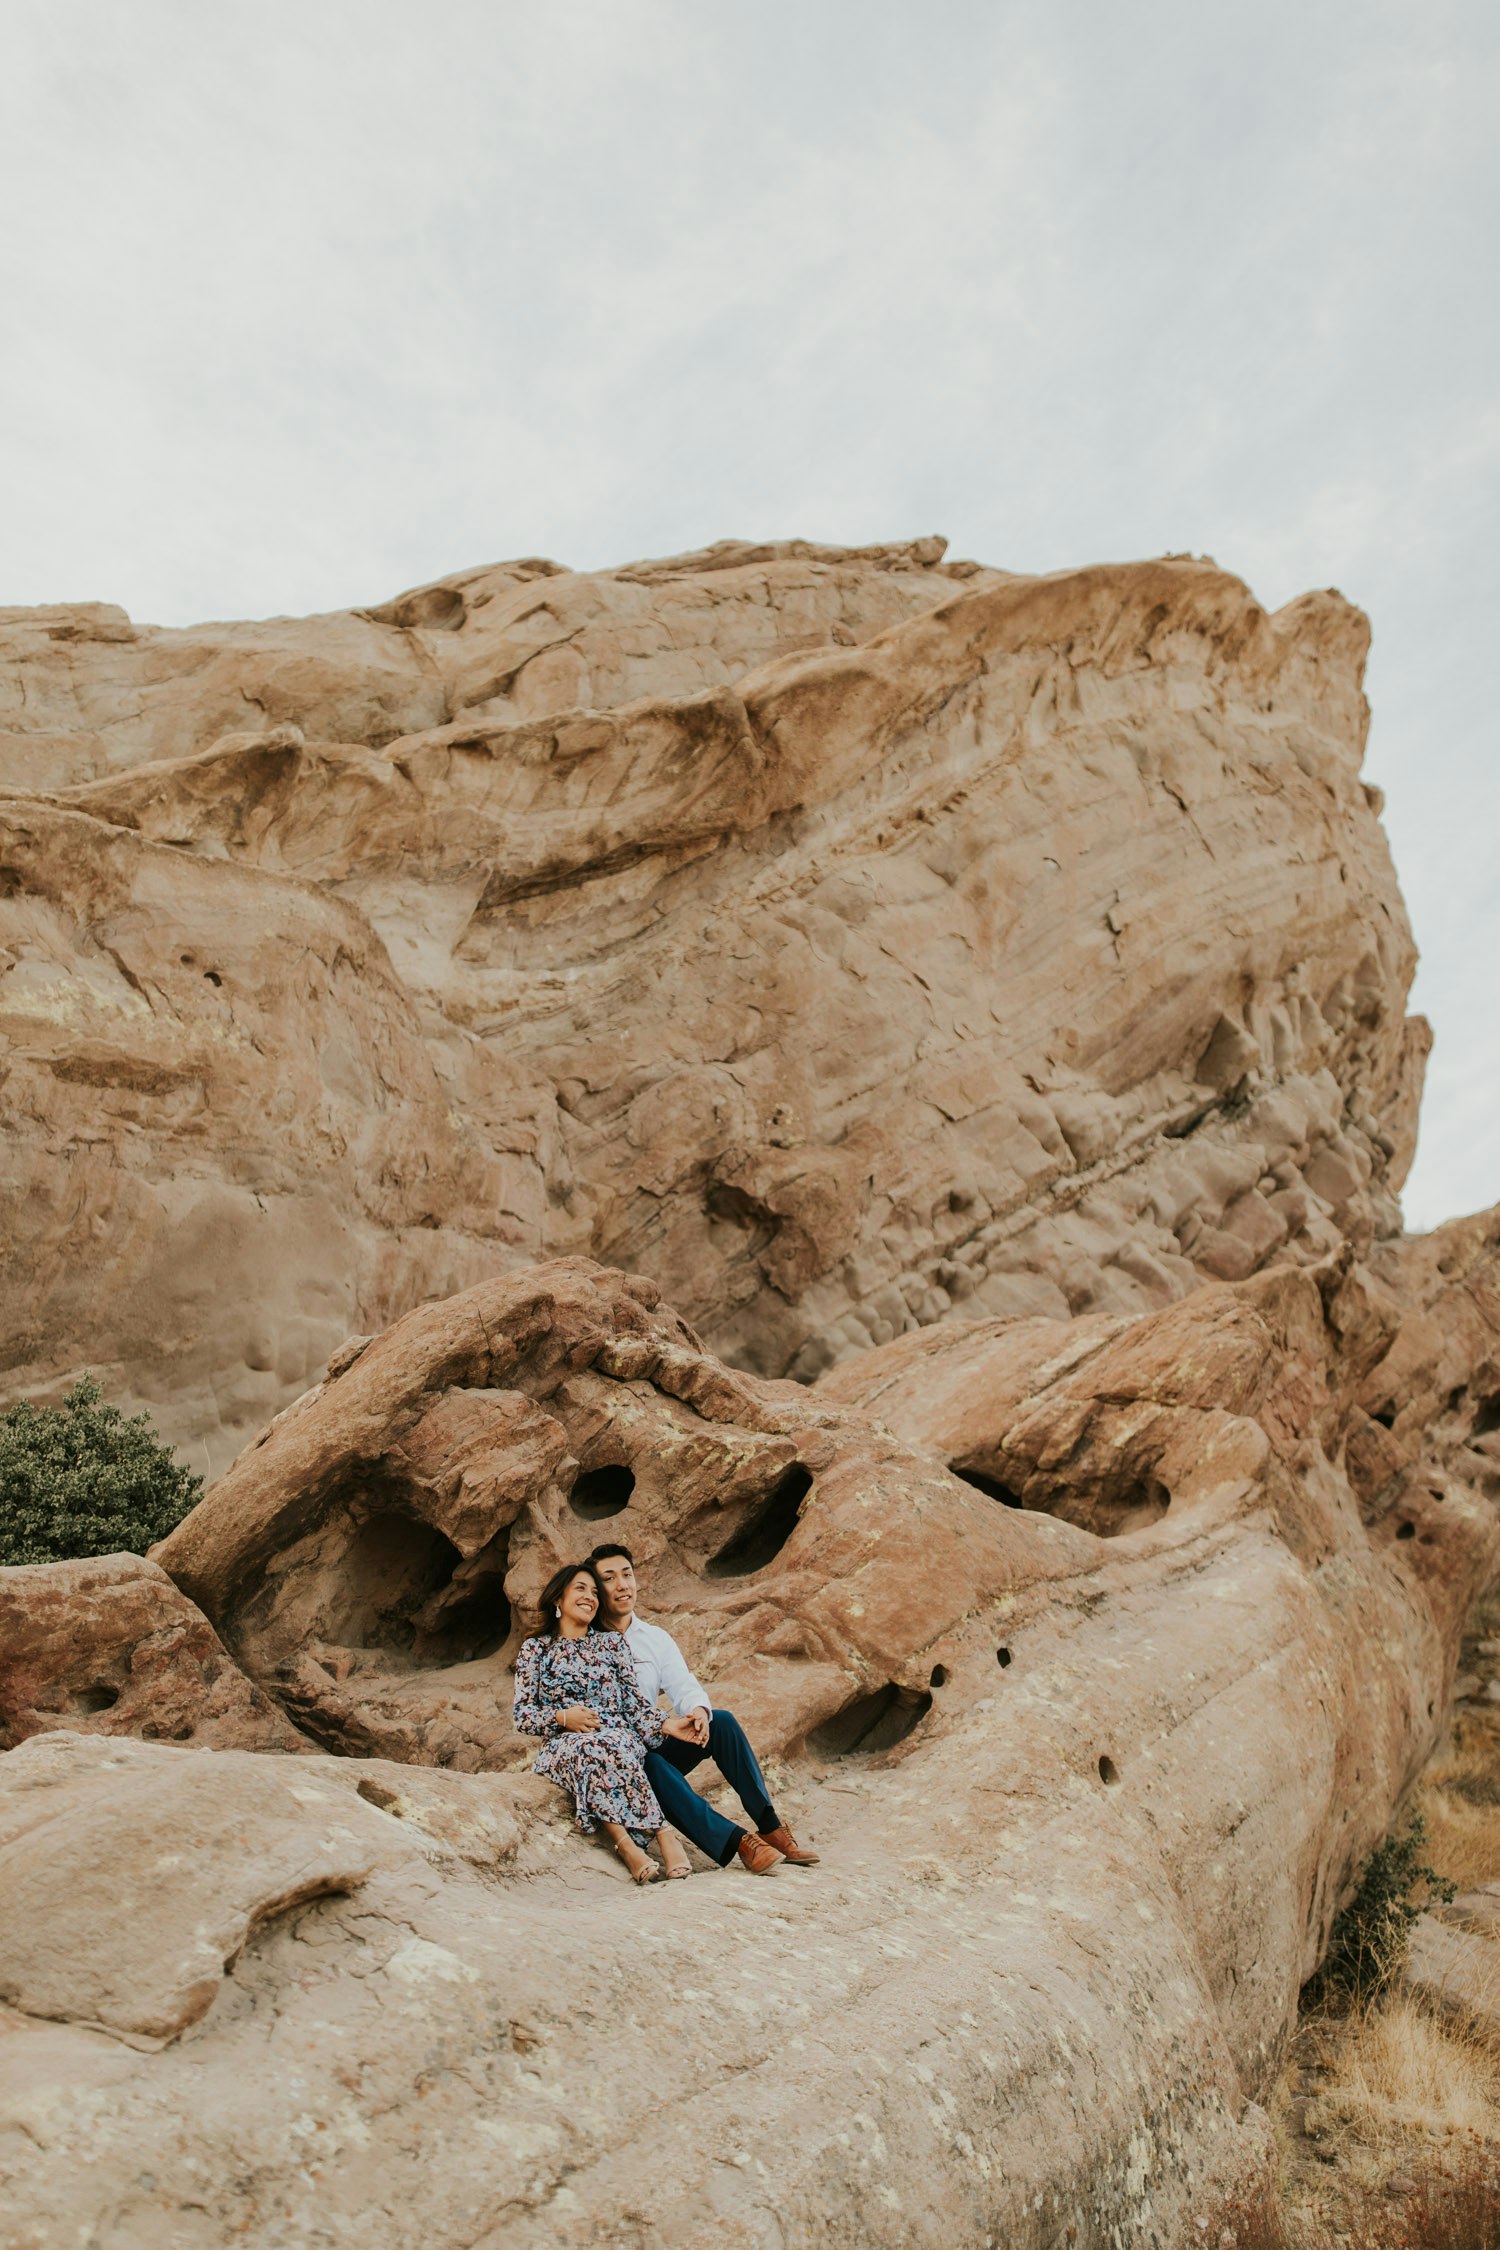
top-left (513, 1630), bottom-right (667, 1837)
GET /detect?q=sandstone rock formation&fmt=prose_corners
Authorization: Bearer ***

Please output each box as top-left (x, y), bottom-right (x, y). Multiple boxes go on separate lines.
top-left (0, 1729), bottom-right (546, 2044)
top-left (3, 1206), bottom-right (1498, 2245)
top-left (0, 1550), bottom-right (307, 1754)
top-left (1, 537), bottom-right (1493, 2247)
top-left (1, 539), bottom-right (1422, 1475)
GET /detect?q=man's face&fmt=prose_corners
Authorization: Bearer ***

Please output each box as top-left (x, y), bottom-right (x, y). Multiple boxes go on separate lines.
top-left (593, 1554), bottom-right (636, 1620)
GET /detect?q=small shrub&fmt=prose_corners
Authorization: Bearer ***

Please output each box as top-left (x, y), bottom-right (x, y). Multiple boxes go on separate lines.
top-left (0, 1379), bottom-right (202, 1567)
top-left (1311, 1812), bottom-right (1457, 2007)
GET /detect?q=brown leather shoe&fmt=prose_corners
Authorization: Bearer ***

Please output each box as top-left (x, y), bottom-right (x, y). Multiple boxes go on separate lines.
top-left (759, 1824), bottom-right (819, 1866)
top-left (735, 1833), bottom-right (783, 1874)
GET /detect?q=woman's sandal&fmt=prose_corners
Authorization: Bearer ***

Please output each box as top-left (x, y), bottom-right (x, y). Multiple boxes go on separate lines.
top-left (615, 1843), bottom-right (659, 1884)
top-left (662, 1859), bottom-right (691, 1880)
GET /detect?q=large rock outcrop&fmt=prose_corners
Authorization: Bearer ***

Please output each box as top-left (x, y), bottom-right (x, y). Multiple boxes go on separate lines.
top-left (3, 1214), bottom-right (1497, 2245)
top-left (1, 540), bottom-right (1422, 1473)
top-left (1, 537), bottom-right (1490, 2247)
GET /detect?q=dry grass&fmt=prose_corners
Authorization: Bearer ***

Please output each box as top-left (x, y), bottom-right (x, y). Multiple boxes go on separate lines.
top-left (1224, 1685), bottom-right (1500, 2244)
top-left (1204, 1599), bottom-right (1500, 2242)
top-left (1202, 2150), bottom-right (1500, 2248)
top-left (1419, 1792), bottom-right (1500, 1894)
top-left (1308, 1999), bottom-right (1500, 2155)
top-left (1419, 1716), bottom-right (1500, 1892)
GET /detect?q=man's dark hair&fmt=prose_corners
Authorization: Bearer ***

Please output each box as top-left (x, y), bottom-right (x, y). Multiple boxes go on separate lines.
top-left (588, 1542), bottom-right (635, 1569)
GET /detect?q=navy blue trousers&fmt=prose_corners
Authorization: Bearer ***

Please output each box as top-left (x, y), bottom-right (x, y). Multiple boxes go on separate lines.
top-left (643, 1708), bottom-right (778, 1867)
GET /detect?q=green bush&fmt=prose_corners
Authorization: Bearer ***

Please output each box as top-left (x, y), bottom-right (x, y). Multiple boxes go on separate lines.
top-left (1311, 1809), bottom-right (1456, 2006)
top-left (0, 1379), bottom-right (202, 1568)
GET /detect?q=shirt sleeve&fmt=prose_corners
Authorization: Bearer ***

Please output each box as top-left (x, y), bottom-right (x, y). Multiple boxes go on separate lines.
top-left (611, 1638), bottom-right (666, 1749)
top-left (512, 1638), bottom-right (567, 1737)
top-left (652, 1624), bottom-right (712, 1719)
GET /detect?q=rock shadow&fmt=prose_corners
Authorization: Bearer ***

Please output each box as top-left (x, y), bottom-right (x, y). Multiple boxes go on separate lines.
top-left (809, 1682), bottom-right (932, 1758)
top-left (705, 1463), bottom-right (815, 1577)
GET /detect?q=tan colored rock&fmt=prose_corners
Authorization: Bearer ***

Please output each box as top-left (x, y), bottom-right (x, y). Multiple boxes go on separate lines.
top-left (2, 543), bottom-right (1424, 1473)
top-left (0, 793), bottom-right (503, 1474)
top-left (0, 1730), bottom-right (537, 2047)
top-left (159, 1257), bottom-right (1068, 1767)
top-left (0, 1550), bottom-right (307, 1752)
top-left (6, 1215), bottom-right (1500, 2244)
top-left (0, 1732), bottom-right (375, 2042)
top-left (1404, 1903), bottom-right (1500, 2041)
top-left (0, 535), bottom-right (1487, 2243)
top-left (0, 539), bottom-right (968, 787)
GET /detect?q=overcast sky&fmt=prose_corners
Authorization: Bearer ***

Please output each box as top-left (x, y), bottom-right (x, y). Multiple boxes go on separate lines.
top-left (2, 0), bottom-right (1495, 1230)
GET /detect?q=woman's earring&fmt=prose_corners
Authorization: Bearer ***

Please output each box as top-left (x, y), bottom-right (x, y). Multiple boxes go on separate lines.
top-left (555, 1607), bottom-right (561, 1620)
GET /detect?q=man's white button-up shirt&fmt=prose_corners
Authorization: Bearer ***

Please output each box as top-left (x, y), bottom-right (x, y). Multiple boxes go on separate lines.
top-left (618, 1615), bottom-right (711, 1719)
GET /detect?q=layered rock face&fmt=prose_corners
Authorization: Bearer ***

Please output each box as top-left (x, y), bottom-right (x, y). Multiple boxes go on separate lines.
top-left (1, 539), bottom-right (1421, 1474)
top-left (3, 1223), bottom-right (1499, 2246)
top-left (1, 538), bottom-right (1491, 2247)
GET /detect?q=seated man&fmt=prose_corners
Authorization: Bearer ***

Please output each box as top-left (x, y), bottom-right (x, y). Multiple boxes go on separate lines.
top-left (588, 1541), bottom-right (819, 1875)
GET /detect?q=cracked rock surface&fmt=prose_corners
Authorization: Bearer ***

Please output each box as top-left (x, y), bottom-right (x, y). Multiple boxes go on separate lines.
top-left (1, 537), bottom-right (1495, 2246)
top-left (4, 1213), bottom-right (1499, 2243)
top-left (1, 539), bottom-right (1421, 1474)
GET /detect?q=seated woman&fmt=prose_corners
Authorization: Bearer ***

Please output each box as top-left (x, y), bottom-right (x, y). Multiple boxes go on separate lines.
top-left (512, 1562), bottom-right (698, 1884)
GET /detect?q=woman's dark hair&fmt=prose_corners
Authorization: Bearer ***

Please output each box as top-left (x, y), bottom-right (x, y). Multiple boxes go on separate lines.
top-left (536, 1561), bottom-right (600, 1639)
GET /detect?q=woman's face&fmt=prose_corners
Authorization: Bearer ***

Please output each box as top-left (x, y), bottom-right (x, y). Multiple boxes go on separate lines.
top-left (558, 1571), bottom-right (599, 1633)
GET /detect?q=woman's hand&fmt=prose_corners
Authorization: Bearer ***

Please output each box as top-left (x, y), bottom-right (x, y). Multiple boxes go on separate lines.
top-left (561, 1705), bottom-right (600, 1733)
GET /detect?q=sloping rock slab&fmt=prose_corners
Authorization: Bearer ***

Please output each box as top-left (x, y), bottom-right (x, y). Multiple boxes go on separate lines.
top-left (0, 1733), bottom-right (390, 2043)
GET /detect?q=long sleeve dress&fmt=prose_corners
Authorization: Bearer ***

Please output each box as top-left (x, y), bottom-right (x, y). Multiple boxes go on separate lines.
top-left (512, 1630), bottom-right (667, 1837)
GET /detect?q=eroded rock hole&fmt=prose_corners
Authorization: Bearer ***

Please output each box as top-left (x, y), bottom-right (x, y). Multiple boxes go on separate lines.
top-left (336, 1512), bottom-right (507, 1662)
top-left (1474, 1394), bottom-right (1500, 1438)
top-left (1371, 1404), bottom-right (1397, 1430)
top-left (1396, 1521), bottom-right (1416, 1541)
top-left (1098, 1755), bottom-right (1120, 1786)
top-left (357, 1776), bottom-right (403, 1814)
top-left (75, 1682), bottom-right (120, 1713)
top-left (996, 1647), bottom-right (1013, 1668)
top-left (1110, 1479), bottom-right (1171, 1536)
top-left (568, 1464), bottom-right (635, 1521)
top-left (810, 1683), bottom-right (932, 1758)
top-left (705, 1463), bottom-right (814, 1577)
top-left (414, 1571), bottom-right (511, 1664)
top-left (929, 1664), bottom-right (948, 1688)
top-left (951, 1464), bottom-right (1023, 1507)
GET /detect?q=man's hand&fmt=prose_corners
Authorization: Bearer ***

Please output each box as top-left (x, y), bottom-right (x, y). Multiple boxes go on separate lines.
top-left (662, 1713), bottom-right (701, 1743)
top-left (684, 1705), bottom-right (711, 1747)
top-left (560, 1705), bottom-right (600, 1732)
